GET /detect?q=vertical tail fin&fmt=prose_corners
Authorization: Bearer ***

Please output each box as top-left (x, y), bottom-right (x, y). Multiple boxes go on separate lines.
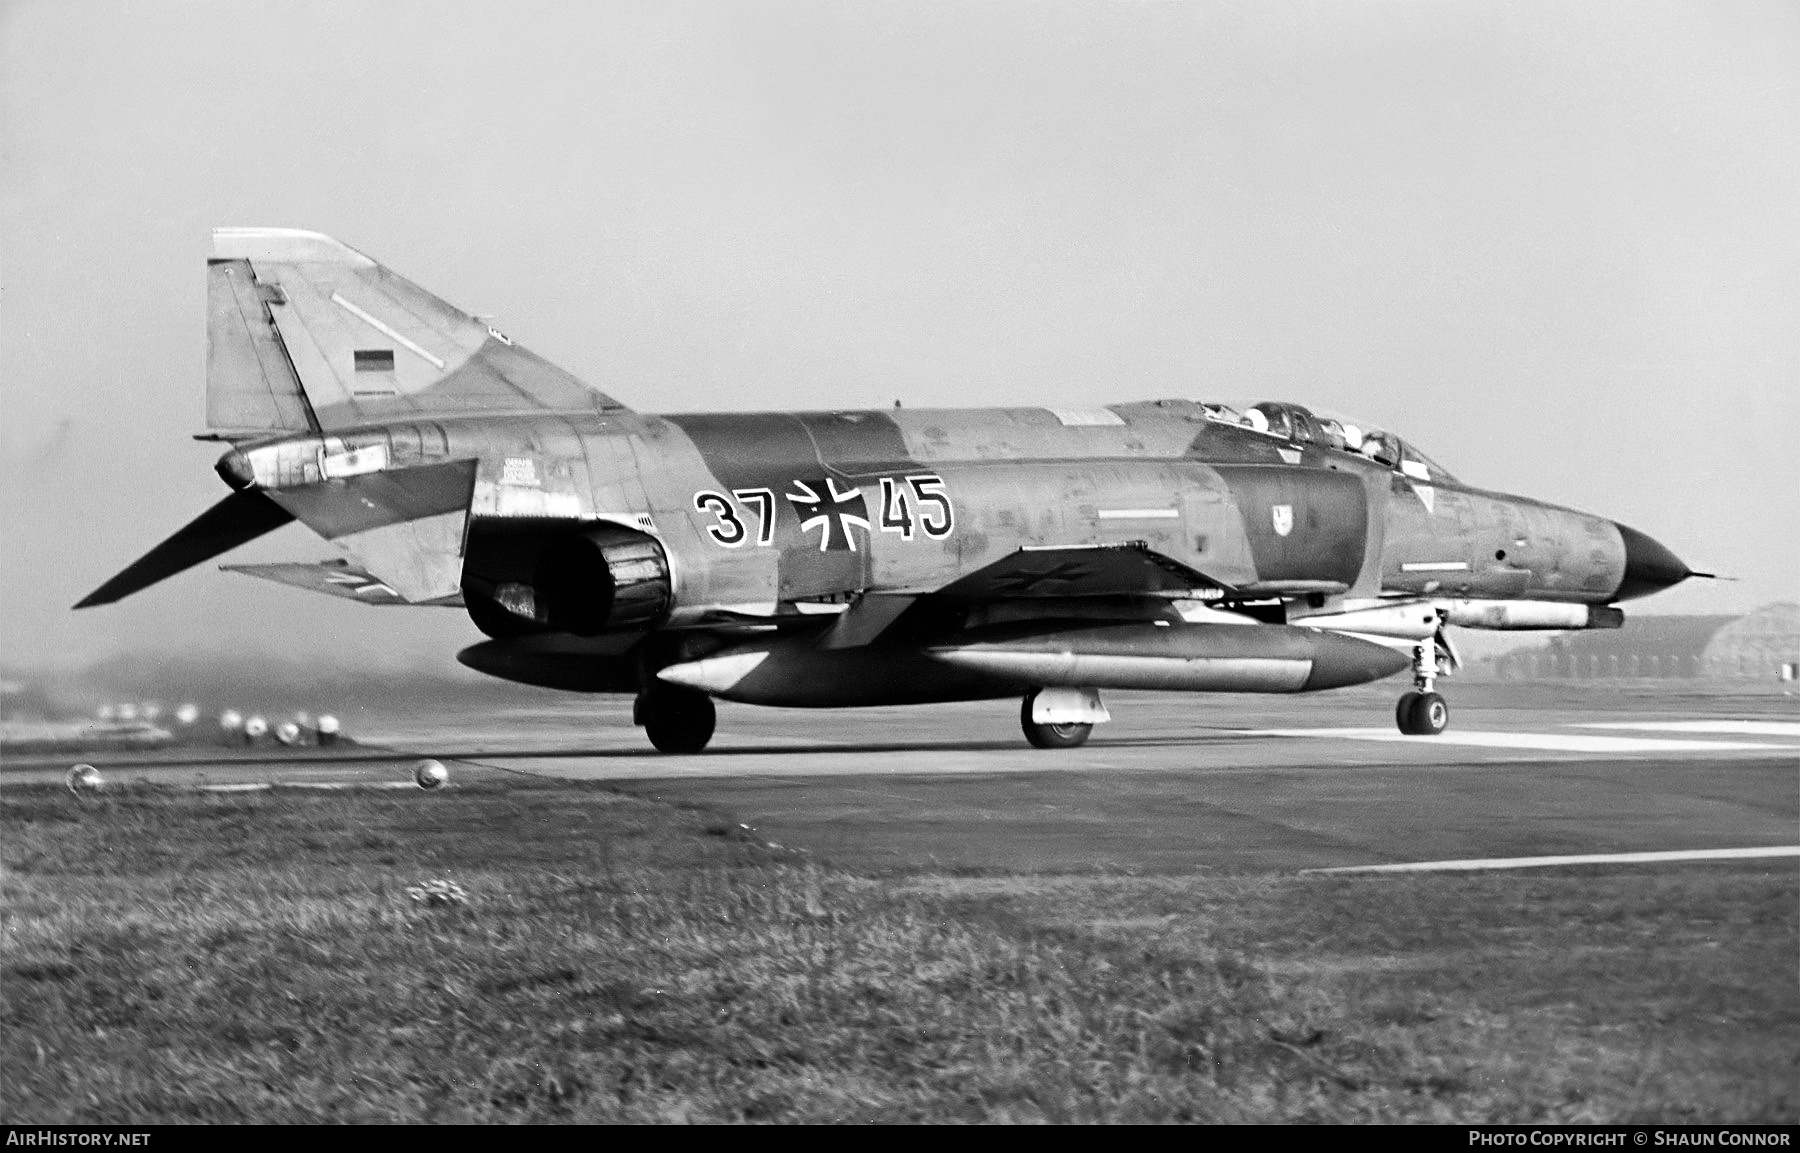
top-left (205, 228), bottom-right (627, 436)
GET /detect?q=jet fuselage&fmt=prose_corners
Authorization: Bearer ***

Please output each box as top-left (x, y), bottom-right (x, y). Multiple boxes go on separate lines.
top-left (218, 398), bottom-right (1662, 623)
top-left (82, 228), bottom-right (1702, 750)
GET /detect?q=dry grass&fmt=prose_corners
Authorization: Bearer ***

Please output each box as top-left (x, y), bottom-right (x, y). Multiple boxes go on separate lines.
top-left (2, 782), bottom-right (1794, 1123)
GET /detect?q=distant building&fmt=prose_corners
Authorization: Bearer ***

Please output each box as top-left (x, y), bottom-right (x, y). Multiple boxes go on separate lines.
top-left (1701, 603), bottom-right (1800, 680)
top-left (1486, 603), bottom-right (1799, 681)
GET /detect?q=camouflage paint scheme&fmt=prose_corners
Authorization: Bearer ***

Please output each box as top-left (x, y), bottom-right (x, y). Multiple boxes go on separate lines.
top-left (78, 230), bottom-right (1700, 747)
top-left (210, 401), bottom-right (1633, 613)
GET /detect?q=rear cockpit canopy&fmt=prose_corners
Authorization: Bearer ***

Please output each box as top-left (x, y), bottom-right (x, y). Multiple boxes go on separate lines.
top-left (1200, 400), bottom-right (1458, 483)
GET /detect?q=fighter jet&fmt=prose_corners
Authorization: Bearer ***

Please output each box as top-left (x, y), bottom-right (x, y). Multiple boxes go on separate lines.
top-left (76, 228), bottom-right (1705, 752)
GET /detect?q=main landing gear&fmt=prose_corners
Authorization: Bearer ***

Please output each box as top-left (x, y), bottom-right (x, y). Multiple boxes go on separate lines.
top-left (1395, 637), bottom-right (1450, 736)
top-left (1019, 686), bottom-right (1106, 749)
top-left (636, 686), bottom-right (716, 754)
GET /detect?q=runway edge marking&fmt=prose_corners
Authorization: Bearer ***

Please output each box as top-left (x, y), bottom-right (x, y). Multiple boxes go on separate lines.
top-left (1302, 846), bottom-right (1800, 875)
top-left (1244, 727), bottom-right (1800, 753)
top-left (1574, 720), bottom-right (1800, 737)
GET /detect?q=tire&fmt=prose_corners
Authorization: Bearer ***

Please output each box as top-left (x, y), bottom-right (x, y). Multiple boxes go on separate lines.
top-left (1020, 693), bottom-right (1093, 749)
top-left (642, 689), bottom-right (716, 754)
top-left (1394, 691), bottom-right (1420, 733)
top-left (1402, 691), bottom-right (1449, 736)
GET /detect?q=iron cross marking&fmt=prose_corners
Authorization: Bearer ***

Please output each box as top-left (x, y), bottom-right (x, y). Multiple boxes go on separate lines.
top-left (786, 477), bottom-right (872, 552)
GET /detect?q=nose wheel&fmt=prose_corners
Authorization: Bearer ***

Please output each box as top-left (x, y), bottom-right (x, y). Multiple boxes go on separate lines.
top-left (1394, 638), bottom-right (1451, 736)
top-left (1395, 690), bottom-right (1449, 736)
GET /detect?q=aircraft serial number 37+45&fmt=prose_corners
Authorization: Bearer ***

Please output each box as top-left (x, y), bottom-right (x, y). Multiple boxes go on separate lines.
top-left (78, 229), bottom-right (1707, 753)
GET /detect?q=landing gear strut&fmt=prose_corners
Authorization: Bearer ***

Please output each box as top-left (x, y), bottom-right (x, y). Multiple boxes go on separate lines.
top-left (1019, 687), bottom-right (1100, 749)
top-left (1395, 638), bottom-right (1449, 736)
top-left (636, 687), bottom-right (716, 754)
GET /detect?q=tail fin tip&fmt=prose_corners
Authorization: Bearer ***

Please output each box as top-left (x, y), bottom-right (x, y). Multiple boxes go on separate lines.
top-left (212, 227), bottom-right (374, 267)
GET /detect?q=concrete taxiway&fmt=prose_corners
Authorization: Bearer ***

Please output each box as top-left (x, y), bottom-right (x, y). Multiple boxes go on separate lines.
top-left (5, 683), bottom-right (1795, 875)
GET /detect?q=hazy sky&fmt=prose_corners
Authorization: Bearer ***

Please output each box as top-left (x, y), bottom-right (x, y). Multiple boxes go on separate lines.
top-left (2, 0), bottom-right (1795, 669)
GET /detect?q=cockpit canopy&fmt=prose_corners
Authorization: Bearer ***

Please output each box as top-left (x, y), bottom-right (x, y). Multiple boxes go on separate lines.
top-left (1200, 400), bottom-right (1457, 483)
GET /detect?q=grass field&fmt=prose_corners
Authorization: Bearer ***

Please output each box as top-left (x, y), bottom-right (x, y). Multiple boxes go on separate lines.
top-left (2, 780), bottom-right (1794, 1123)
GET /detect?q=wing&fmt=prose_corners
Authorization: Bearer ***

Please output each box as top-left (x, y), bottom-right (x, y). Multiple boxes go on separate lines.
top-left (931, 542), bottom-right (1234, 600)
top-left (804, 543), bottom-right (1233, 649)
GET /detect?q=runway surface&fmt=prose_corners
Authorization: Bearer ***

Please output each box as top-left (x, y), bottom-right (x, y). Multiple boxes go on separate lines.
top-left (6, 682), bottom-right (1795, 875)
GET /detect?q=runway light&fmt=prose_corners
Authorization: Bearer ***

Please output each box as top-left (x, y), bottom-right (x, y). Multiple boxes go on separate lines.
top-left (219, 709), bottom-right (243, 732)
top-left (243, 715), bottom-right (269, 743)
top-left (66, 764), bottom-right (102, 794)
top-left (316, 715), bottom-right (340, 747)
top-left (141, 703), bottom-right (162, 722)
top-left (275, 722), bottom-right (301, 745)
top-left (414, 759), bottom-right (449, 790)
top-left (175, 703), bottom-right (200, 726)
top-left (97, 704), bottom-right (117, 721)
top-left (118, 703), bottom-right (139, 721)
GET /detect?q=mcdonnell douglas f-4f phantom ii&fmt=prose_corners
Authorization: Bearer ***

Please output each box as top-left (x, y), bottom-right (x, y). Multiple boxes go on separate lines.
top-left (77, 228), bottom-right (1707, 753)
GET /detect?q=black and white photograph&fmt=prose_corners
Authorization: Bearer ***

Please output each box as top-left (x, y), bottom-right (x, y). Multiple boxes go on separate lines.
top-left (2, 0), bottom-right (1795, 1126)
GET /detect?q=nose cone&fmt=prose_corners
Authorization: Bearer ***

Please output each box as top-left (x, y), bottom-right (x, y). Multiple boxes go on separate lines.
top-left (1613, 522), bottom-right (1693, 602)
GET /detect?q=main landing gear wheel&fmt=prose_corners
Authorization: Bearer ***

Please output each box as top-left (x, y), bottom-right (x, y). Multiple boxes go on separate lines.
top-left (1397, 691), bottom-right (1448, 736)
top-left (639, 688), bottom-right (716, 754)
top-left (1020, 691), bottom-right (1093, 750)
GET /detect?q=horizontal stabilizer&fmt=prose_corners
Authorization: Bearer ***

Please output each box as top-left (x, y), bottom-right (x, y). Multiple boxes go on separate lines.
top-left (74, 489), bottom-right (294, 608)
top-left (221, 559), bottom-right (462, 606)
top-left (935, 543), bottom-right (1230, 600)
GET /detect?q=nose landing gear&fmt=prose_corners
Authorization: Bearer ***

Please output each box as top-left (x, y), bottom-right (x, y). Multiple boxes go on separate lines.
top-left (1395, 634), bottom-right (1452, 736)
